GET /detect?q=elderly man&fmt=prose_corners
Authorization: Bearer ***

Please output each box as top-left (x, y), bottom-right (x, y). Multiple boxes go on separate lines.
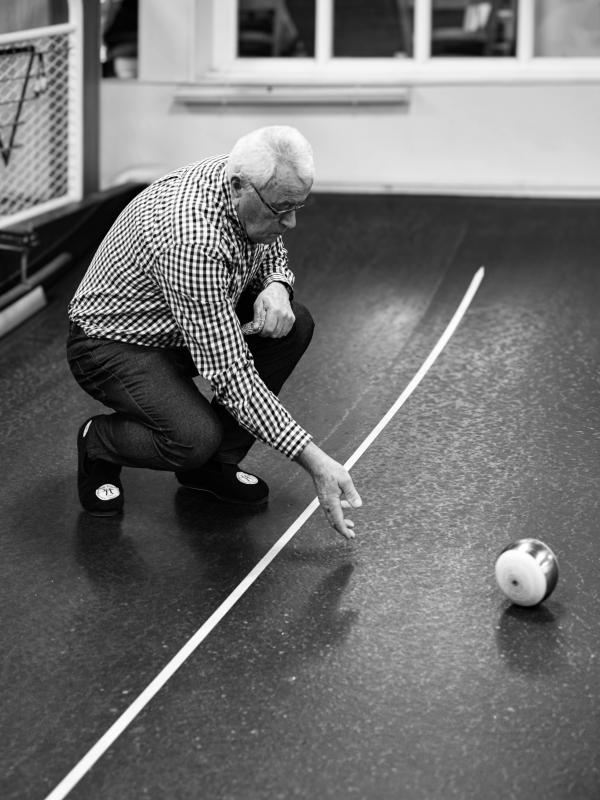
top-left (67, 125), bottom-right (361, 539)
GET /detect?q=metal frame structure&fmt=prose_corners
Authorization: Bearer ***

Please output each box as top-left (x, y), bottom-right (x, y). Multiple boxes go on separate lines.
top-left (0, 0), bottom-right (84, 229)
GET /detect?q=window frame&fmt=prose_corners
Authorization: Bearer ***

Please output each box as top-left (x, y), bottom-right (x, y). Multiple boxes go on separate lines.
top-left (205, 0), bottom-right (600, 86)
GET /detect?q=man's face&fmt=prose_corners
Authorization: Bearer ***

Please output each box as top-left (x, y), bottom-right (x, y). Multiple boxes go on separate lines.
top-left (232, 165), bottom-right (312, 244)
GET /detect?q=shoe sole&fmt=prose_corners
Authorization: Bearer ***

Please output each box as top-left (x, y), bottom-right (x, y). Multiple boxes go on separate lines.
top-left (87, 508), bottom-right (123, 518)
top-left (178, 483), bottom-right (268, 506)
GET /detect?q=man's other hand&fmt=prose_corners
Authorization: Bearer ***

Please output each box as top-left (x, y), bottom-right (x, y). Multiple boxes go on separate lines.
top-left (252, 282), bottom-right (295, 338)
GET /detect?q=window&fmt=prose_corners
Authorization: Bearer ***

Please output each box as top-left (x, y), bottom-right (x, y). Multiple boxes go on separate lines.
top-left (211, 0), bottom-right (600, 86)
top-left (100, 0), bottom-right (137, 78)
top-left (237, 0), bottom-right (315, 57)
top-left (534, 0), bottom-right (600, 57)
top-left (234, 0), bottom-right (519, 62)
top-left (431, 1), bottom-right (517, 57)
top-left (332, 0), bottom-right (410, 58)
top-left (0, 0), bottom-right (68, 32)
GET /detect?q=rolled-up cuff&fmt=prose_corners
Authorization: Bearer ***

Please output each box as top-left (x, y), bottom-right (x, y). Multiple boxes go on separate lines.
top-left (272, 422), bottom-right (312, 459)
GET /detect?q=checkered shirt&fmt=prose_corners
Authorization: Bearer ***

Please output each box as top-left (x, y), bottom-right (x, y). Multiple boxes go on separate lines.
top-left (68, 155), bottom-right (312, 459)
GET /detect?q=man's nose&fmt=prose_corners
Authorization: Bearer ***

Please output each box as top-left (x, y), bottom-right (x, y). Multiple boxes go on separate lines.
top-left (279, 210), bottom-right (296, 230)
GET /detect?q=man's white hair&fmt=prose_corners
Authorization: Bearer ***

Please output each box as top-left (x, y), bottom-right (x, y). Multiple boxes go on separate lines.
top-left (226, 125), bottom-right (314, 189)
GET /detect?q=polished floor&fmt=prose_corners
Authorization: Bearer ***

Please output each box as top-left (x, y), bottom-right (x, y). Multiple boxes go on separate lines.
top-left (1, 194), bottom-right (599, 799)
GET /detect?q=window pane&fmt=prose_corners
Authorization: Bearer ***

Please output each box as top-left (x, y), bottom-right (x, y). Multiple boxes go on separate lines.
top-left (0, 0), bottom-right (69, 32)
top-left (333, 0), bottom-right (412, 57)
top-left (101, 0), bottom-right (138, 78)
top-left (238, 0), bottom-right (315, 57)
top-left (534, 0), bottom-right (600, 57)
top-left (431, 0), bottom-right (516, 57)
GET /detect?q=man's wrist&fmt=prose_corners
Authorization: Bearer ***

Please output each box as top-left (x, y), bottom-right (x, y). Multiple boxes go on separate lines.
top-left (280, 281), bottom-right (293, 297)
top-left (263, 277), bottom-right (293, 300)
top-left (294, 441), bottom-right (322, 473)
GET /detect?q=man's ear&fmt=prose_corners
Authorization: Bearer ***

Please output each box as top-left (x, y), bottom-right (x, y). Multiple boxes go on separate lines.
top-left (231, 175), bottom-right (243, 197)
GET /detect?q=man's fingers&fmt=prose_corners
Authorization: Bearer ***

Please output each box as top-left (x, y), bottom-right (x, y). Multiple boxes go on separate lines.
top-left (242, 309), bottom-right (293, 338)
top-left (322, 496), bottom-right (356, 540)
top-left (272, 313), bottom-right (294, 338)
top-left (241, 321), bottom-right (257, 335)
top-left (254, 307), bottom-right (267, 332)
top-left (298, 445), bottom-right (363, 541)
top-left (242, 306), bottom-right (266, 335)
top-left (333, 517), bottom-right (355, 540)
top-left (341, 478), bottom-right (362, 509)
top-left (258, 307), bottom-right (277, 337)
top-left (340, 497), bottom-right (362, 510)
top-left (317, 471), bottom-right (363, 539)
top-left (259, 308), bottom-right (294, 338)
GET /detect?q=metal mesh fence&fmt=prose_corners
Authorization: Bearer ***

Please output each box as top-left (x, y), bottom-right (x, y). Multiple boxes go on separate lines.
top-left (0, 28), bottom-right (78, 224)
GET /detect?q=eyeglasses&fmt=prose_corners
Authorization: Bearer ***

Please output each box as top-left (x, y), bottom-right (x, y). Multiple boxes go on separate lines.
top-left (249, 182), bottom-right (307, 217)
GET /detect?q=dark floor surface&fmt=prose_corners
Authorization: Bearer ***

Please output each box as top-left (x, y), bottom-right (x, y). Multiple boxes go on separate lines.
top-left (1, 194), bottom-right (600, 800)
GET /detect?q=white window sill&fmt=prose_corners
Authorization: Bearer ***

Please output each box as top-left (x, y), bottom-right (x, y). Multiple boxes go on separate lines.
top-left (181, 59), bottom-right (600, 92)
top-left (174, 82), bottom-right (411, 106)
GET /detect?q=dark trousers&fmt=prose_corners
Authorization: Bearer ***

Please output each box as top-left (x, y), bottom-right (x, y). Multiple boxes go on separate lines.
top-left (66, 295), bottom-right (314, 470)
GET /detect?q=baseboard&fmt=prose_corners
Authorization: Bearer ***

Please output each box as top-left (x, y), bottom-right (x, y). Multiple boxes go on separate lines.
top-left (0, 286), bottom-right (47, 339)
top-left (313, 182), bottom-right (600, 200)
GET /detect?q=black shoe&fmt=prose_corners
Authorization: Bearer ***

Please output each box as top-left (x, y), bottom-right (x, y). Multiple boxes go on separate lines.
top-left (77, 419), bottom-right (124, 516)
top-left (175, 461), bottom-right (269, 506)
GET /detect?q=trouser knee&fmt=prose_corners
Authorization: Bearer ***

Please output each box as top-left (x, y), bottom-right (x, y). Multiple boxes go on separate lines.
top-left (153, 421), bottom-right (224, 471)
top-left (289, 301), bottom-right (315, 353)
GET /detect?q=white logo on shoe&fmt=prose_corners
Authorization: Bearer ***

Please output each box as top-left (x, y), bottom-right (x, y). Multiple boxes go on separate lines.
top-left (96, 484), bottom-right (121, 500)
top-left (236, 471), bottom-right (258, 485)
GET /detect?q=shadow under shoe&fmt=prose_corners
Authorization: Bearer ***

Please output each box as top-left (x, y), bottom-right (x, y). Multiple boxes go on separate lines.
top-left (77, 420), bottom-right (124, 517)
top-left (175, 461), bottom-right (269, 506)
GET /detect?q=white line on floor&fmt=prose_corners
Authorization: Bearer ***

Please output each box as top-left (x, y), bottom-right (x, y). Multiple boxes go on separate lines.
top-left (345, 265), bottom-right (485, 471)
top-left (44, 266), bottom-right (484, 800)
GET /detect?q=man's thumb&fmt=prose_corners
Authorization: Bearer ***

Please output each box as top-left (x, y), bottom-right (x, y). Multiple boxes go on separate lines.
top-left (343, 480), bottom-right (362, 508)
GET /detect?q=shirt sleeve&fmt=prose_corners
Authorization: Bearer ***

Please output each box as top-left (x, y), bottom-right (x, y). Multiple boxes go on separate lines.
top-left (151, 240), bottom-right (311, 459)
top-left (250, 236), bottom-right (295, 296)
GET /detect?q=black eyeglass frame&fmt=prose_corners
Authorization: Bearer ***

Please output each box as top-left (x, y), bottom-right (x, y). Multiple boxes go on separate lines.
top-left (249, 182), bottom-right (308, 217)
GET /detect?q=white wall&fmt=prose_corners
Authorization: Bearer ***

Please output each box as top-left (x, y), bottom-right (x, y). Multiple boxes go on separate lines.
top-left (100, 79), bottom-right (600, 197)
top-left (97, 0), bottom-right (600, 198)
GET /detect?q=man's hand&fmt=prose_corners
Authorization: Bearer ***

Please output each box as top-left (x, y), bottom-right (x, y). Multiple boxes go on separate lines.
top-left (295, 442), bottom-right (362, 540)
top-left (248, 282), bottom-right (295, 338)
